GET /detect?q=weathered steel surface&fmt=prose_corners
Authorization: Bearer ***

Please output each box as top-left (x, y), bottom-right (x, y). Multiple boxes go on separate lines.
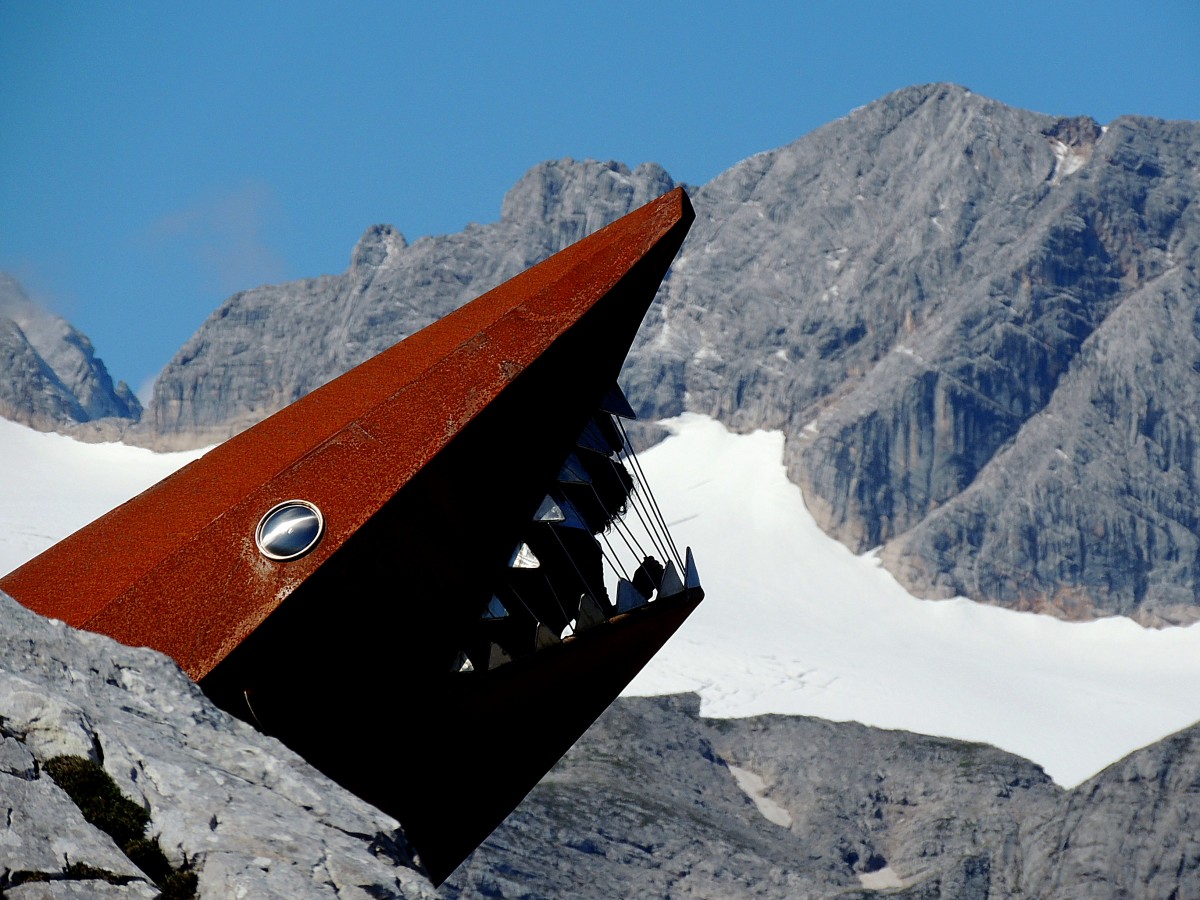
top-left (2, 187), bottom-right (700, 884)
top-left (1, 188), bottom-right (694, 678)
top-left (375, 593), bottom-right (702, 884)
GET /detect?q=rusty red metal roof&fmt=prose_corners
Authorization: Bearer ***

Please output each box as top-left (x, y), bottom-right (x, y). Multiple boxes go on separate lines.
top-left (2, 187), bottom-right (695, 681)
top-left (4, 187), bottom-right (703, 884)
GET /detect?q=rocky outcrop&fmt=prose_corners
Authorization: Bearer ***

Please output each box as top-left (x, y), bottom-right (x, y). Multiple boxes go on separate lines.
top-left (5, 584), bottom-right (1200, 898)
top-left (0, 591), bottom-right (434, 898)
top-left (446, 694), bottom-right (1200, 899)
top-left (0, 274), bottom-right (141, 440)
top-left (443, 694), bottom-right (836, 898)
top-left (445, 694), bottom-right (1063, 897)
top-left (1023, 724), bottom-right (1200, 898)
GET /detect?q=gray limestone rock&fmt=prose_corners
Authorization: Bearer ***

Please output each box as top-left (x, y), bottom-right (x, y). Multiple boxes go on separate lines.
top-left (446, 694), bottom-right (1200, 899)
top-left (5, 884), bottom-right (158, 899)
top-left (0, 273), bottom-right (140, 439)
top-left (1023, 725), bottom-right (1200, 898)
top-left (0, 591), bottom-right (435, 898)
top-left (136, 159), bottom-right (676, 450)
top-left (443, 693), bottom-right (827, 898)
top-left (0, 736), bottom-right (156, 897)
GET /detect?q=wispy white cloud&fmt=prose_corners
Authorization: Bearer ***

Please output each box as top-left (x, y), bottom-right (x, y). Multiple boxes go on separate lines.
top-left (135, 370), bottom-right (160, 406)
top-left (0, 263), bottom-right (80, 322)
top-left (148, 180), bottom-right (288, 295)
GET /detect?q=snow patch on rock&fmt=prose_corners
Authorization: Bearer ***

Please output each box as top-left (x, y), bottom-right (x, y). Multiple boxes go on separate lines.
top-left (727, 764), bottom-right (793, 828)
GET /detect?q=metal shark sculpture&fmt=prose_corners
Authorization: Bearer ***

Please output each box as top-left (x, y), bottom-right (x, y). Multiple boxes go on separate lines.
top-left (1, 187), bottom-right (703, 884)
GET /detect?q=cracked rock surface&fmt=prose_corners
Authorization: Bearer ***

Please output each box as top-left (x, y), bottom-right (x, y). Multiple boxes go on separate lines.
top-left (0, 591), bottom-right (435, 899)
top-left (5, 589), bottom-right (1200, 898)
top-left (447, 694), bottom-right (1200, 899)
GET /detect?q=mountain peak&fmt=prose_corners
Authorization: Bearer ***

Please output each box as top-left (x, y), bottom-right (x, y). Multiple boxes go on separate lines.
top-left (500, 158), bottom-right (675, 227)
top-left (350, 223), bottom-right (407, 272)
top-left (0, 273), bottom-right (141, 435)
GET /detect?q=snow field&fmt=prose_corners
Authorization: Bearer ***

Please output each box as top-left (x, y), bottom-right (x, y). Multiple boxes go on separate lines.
top-left (0, 418), bottom-right (207, 575)
top-left (3, 414), bottom-right (1200, 786)
top-left (624, 414), bottom-right (1200, 787)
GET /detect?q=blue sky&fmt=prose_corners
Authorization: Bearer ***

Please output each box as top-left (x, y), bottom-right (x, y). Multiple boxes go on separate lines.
top-left (2, 1), bottom-right (1197, 399)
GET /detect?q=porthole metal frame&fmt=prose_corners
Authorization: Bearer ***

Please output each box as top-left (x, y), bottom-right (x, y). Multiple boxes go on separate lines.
top-left (255, 499), bottom-right (325, 562)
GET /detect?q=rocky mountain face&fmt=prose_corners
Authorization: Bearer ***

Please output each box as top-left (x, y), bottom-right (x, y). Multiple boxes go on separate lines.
top-left (114, 84), bottom-right (1200, 624)
top-left (627, 85), bottom-right (1200, 625)
top-left (5, 587), bottom-right (1199, 899)
top-left (137, 160), bottom-right (677, 448)
top-left (0, 591), bottom-right (435, 899)
top-left (448, 694), bottom-right (1200, 899)
top-left (0, 274), bottom-right (141, 440)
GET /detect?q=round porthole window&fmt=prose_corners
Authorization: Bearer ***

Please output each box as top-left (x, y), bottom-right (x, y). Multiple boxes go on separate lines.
top-left (255, 500), bottom-right (324, 561)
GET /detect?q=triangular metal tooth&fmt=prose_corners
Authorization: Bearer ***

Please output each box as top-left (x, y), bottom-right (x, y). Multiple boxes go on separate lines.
top-left (576, 593), bottom-right (607, 629)
top-left (557, 454), bottom-right (591, 484)
top-left (616, 578), bottom-right (644, 614)
top-left (508, 543), bottom-right (540, 569)
top-left (534, 495), bottom-right (565, 523)
top-left (576, 420), bottom-right (619, 455)
top-left (482, 595), bottom-right (509, 620)
top-left (599, 384), bottom-right (636, 419)
top-left (535, 624), bottom-right (560, 650)
top-left (658, 560), bottom-right (685, 598)
top-left (552, 496), bottom-right (590, 531)
top-left (487, 642), bottom-right (512, 670)
top-left (685, 547), bottom-right (701, 591)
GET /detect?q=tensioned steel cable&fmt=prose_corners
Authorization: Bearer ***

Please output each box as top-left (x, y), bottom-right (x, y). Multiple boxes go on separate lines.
top-left (597, 528), bottom-right (632, 583)
top-left (538, 568), bottom-right (572, 633)
top-left (606, 455), bottom-right (672, 567)
top-left (611, 488), bottom-right (668, 574)
top-left (614, 416), bottom-right (678, 564)
top-left (569, 450), bottom-right (651, 565)
top-left (504, 584), bottom-right (545, 650)
top-left (615, 417), bottom-right (683, 567)
top-left (595, 450), bottom-right (667, 558)
top-left (548, 526), bottom-right (604, 605)
top-left (586, 477), bottom-right (652, 570)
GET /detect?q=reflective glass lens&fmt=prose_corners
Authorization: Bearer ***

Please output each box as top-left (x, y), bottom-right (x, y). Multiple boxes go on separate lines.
top-left (256, 501), bottom-right (324, 560)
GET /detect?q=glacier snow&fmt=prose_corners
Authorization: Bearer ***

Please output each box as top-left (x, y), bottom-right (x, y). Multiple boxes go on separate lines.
top-left (3, 414), bottom-right (1200, 787)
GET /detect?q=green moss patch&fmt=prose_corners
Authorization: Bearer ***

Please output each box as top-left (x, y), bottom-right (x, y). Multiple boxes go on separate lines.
top-left (43, 755), bottom-right (198, 899)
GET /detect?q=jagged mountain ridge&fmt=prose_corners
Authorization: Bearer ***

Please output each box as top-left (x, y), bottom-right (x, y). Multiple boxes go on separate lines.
top-left (10, 84), bottom-right (1200, 623)
top-left (0, 273), bottom-right (140, 438)
top-left (139, 160), bottom-right (677, 446)
top-left (448, 694), bottom-right (1200, 899)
